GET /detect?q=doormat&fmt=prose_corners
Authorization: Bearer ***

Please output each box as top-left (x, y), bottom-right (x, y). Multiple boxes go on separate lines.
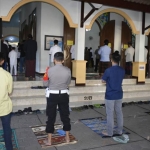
top-left (80, 117), bottom-right (130, 138)
top-left (31, 124), bottom-right (77, 148)
top-left (0, 129), bottom-right (19, 150)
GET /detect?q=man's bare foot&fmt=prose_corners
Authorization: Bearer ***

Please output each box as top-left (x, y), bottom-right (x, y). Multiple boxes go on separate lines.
top-left (65, 131), bottom-right (70, 143)
top-left (44, 139), bottom-right (51, 146)
top-left (65, 136), bottom-right (70, 143)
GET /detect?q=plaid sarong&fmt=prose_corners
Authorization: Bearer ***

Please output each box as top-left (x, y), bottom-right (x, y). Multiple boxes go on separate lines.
top-left (99, 61), bottom-right (111, 74)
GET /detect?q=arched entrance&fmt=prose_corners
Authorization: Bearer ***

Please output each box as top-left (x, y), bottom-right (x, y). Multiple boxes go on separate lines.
top-left (1, 0), bottom-right (77, 28)
top-left (86, 8), bottom-right (139, 35)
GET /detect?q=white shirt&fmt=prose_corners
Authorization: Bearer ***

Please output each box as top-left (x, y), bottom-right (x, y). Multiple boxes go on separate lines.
top-left (70, 45), bottom-right (75, 59)
top-left (98, 45), bottom-right (111, 62)
top-left (9, 50), bottom-right (17, 65)
top-left (17, 51), bottom-right (20, 58)
top-left (145, 48), bottom-right (148, 62)
top-left (90, 49), bottom-right (94, 58)
top-left (125, 46), bottom-right (135, 62)
top-left (49, 45), bottom-right (62, 62)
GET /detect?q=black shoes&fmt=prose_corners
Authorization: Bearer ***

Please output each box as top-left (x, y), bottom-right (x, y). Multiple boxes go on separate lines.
top-left (23, 107), bottom-right (33, 115)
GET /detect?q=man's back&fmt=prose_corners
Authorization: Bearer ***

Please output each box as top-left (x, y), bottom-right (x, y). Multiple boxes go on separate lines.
top-left (49, 45), bottom-right (62, 62)
top-left (24, 39), bottom-right (37, 60)
top-left (47, 64), bottom-right (71, 90)
top-left (0, 68), bottom-right (13, 116)
top-left (125, 46), bottom-right (134, 62)
top-left (102, 66), bottom-right (125, 100)
top-left (9, 50), bottom-right (17, 65)
top-left (99, 45), bottom-right (111, 62)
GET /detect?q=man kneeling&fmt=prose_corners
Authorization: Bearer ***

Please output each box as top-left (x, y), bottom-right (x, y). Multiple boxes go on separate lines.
top-left (43, 52), bottom-right (71, 145)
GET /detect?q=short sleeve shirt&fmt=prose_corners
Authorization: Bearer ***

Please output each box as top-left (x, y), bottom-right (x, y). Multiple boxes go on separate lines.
top-left (70, 45), bottom-right (75, 59)
top-left (102, 65), bottom-right (125, 100)
top-left (49, 45), bottom-right (62, 62)
top-left (98, 45), bottom-right (111, 62)
top-left (125, 46), bottom-right (135, 62)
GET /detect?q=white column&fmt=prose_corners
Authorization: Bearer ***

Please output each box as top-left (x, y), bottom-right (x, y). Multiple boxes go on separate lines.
top-left (135, 34), bottom-right (145, 62)
top-left (75, 27), bottom-right (85, 60)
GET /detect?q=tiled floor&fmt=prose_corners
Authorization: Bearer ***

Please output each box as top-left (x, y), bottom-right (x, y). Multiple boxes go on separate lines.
top-left (0, 104), bottom-right (150, 150)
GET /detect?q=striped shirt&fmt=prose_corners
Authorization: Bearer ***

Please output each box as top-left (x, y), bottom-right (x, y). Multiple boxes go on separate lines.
top-left (43, 64), bottom-right (71, 90)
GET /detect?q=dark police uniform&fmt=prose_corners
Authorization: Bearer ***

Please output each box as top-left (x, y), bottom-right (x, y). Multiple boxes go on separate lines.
top-left (43, 64), bottom-right (71, 133)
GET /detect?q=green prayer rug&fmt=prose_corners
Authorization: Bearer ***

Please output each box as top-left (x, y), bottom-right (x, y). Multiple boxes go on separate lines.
top-left (0, 129), bottom-right (19, 150)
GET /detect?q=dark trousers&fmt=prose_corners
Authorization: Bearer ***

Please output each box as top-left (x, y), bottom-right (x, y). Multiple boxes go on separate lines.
top-left (95, 59), bottom-right (99, 72)
top-left (2, 61), bottom-right (7, 71)
top-left (1, 113), bottom-right (13, 150)
top-left (25, 60), bottom-right (36, 78)
top-left (46, 93), bottom-right (71, 133)
top-left (20, 57), bottom-right (25, 73)
top-left (125, 62), bottom-right (132, 75)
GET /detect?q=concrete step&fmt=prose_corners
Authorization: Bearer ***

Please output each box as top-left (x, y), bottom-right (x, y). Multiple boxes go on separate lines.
top-left (13, 79), bottom-right (139, 89)
top-left (11, 90), bottom-right (150, 111)
top-left (10, 84), bottom-right (150, 97)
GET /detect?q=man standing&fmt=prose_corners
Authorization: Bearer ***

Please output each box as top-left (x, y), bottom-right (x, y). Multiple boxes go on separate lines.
top-left (102, 51), bottom-right (125, 137)
top-left (9, 47), bottom-right (17, 76)
top-left (94, 46), bottom-right (100, 72)
top-left (24, 34), bottom-right (37, 80)
top-left (98, 39), bottom-right (111, 76)
top-left (43, 52), bottom-right (71, 145)
top-left (0, 52), bottom-right (13, 150)
top-left (125, 42), bottom-right (135, 78)
top-left (49, 40), bottom-right (62, 67)
top-left (19, 40), bottom-right (26, 74)
top-left (70, 45), bottom-right (75, 60)
top-left (1, 40), bottom-right (9, 70)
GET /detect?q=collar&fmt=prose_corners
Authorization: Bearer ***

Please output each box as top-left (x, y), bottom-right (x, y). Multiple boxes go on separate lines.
top-left (55, 64), bottom-right (63, 66)
top-left (112, 64), bottom-right (118, 66)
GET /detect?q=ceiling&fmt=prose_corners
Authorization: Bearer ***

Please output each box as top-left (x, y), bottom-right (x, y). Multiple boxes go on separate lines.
top-left (124, 0), bottom-right (150, 5)
top-left (73, 0), bottom-right (150, 13)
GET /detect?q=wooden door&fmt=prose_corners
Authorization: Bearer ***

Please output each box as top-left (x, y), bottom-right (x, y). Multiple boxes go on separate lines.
top-left (100, 20), bottom-right (115, 52)
top-left (121, 21), bottom-right (132, 68)
top-left (63, 17), bottom-right (75, 70)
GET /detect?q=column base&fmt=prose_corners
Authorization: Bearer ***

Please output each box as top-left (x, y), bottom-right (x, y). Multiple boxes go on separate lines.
top-left (132, 62), bottom-right (146, 84)
top-left (72, 60), bottom-right (87, 86)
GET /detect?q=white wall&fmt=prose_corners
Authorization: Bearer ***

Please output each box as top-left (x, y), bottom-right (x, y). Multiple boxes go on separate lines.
top-left (40, 2), bottom-right (64, 73)
top-left (85, 22), bottom-right (100, 50)
top-left (110, 13), bottom-right (124, 52)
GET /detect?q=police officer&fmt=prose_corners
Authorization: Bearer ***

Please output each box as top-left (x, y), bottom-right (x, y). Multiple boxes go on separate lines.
top-left (43, 52), bottom-right (71, 146)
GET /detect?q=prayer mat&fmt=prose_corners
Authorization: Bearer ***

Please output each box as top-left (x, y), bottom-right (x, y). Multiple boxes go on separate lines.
top-left (30, 124), bottom-right (77, 148)
top-left (80, 117), bottom-right (130, 138)
top-left (0, 129), bottom-right (19, 150)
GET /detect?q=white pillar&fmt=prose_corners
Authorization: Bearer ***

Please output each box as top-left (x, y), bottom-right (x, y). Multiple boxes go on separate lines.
top-left (75, 27), bottom-right (85, 60)
top-left (135, 34), bottom-right (145, 62)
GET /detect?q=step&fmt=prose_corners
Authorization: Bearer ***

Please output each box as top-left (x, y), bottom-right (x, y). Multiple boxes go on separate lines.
top-left (10, 84), bottom-right (150, 97)
top-left (13, 79), bottom-right (139, 89)
top-left (11, 90), bottom-right (150, 111)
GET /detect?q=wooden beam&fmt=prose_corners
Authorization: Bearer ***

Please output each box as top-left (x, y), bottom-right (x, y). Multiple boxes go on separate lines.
top-left (74, 0), bottom-right (150, 13)
top-left (80, 2), bottom-right (99, 28)
top-left (142, 12), bottom-right (145, 35)
top-left (80, 1), bottom-right (84, 27)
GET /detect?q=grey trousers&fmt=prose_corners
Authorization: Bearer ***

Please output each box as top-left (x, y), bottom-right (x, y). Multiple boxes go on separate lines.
top-left (105, 99), bottom-right (123, 136)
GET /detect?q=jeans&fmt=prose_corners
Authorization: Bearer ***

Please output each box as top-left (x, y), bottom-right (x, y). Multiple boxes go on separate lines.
top-left (20, 57), bottom-right (25, 73)
top-left (1, 113), bottom-right (13, 150)
top-left (105, 99), bottom-right (123, 136)
top-left (46, 93), bottom-right (71, 133)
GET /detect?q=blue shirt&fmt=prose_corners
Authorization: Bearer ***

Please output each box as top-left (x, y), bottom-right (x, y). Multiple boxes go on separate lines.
top-left (102, 65), bottom-right (125, 100)
top-left (98, 45), bottom-right (111, 62)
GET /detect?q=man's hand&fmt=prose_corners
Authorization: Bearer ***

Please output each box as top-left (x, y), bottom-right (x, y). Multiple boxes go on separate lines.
top-left (102, 80), bottom-right (106, 83)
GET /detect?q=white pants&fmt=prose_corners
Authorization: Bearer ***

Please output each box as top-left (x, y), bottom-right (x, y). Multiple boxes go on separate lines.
top-left (10, 64), bottom-right (17, 75)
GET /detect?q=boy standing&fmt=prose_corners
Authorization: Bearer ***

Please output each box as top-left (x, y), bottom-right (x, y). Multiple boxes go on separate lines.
top-left (9, 47), bottom-right (17, 76)
top-left (0, 52), bottom-right (13, 150)
top-left (102, 51), bottom-right (125, 137)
